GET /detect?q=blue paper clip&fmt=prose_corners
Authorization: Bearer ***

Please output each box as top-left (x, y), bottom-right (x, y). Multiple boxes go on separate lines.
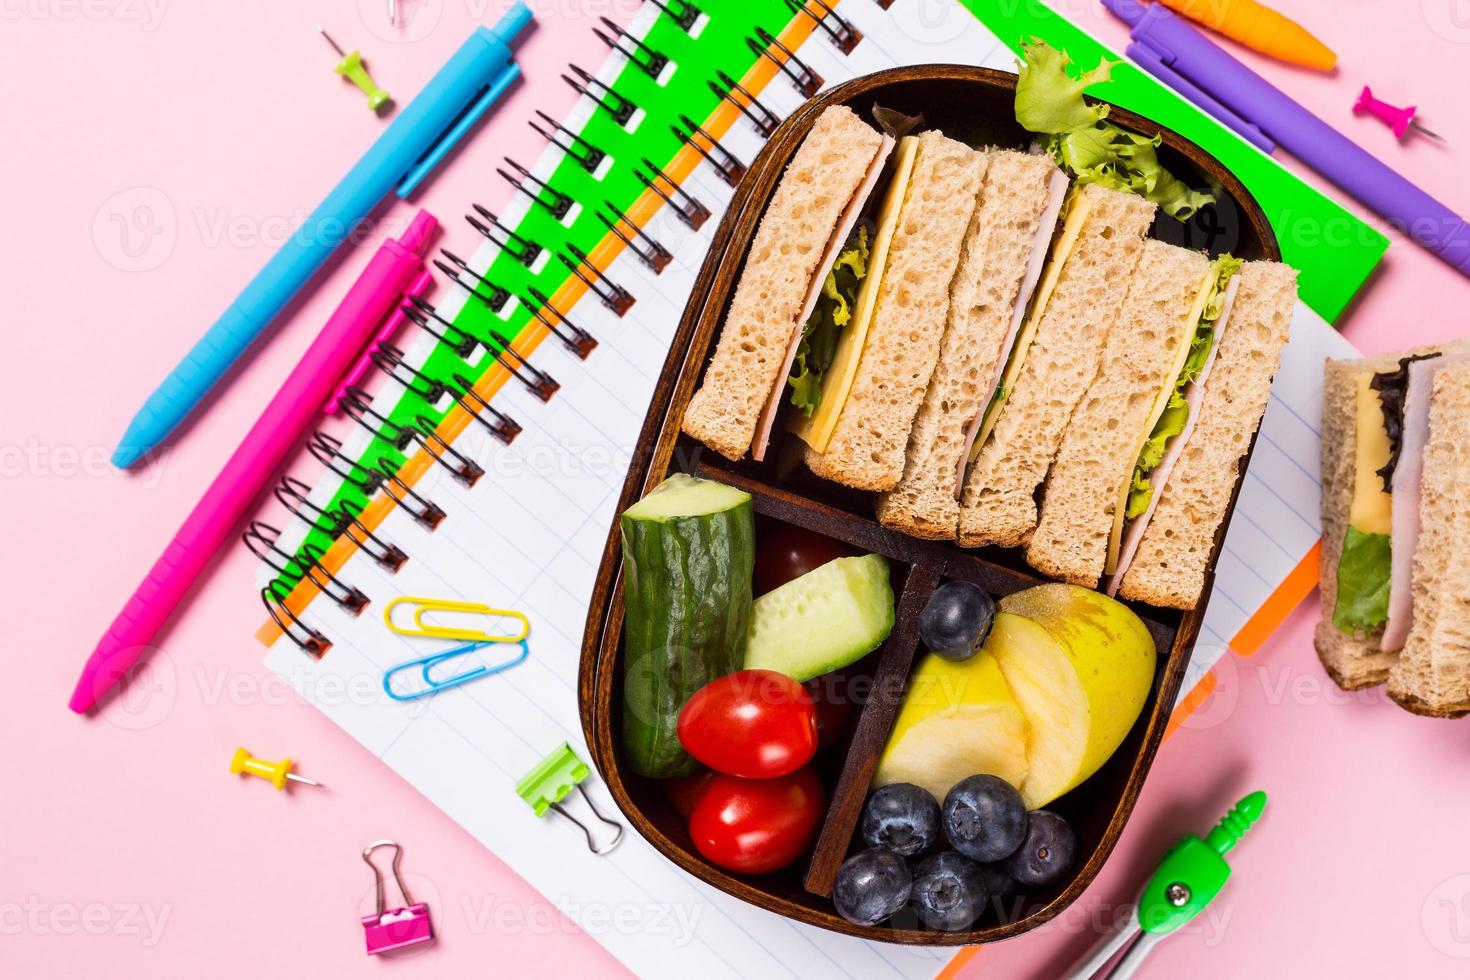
top-left (383, 639), bottom-right (529, 701)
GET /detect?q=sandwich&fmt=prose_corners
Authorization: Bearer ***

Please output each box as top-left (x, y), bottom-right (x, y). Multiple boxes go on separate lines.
top-left (1316, 344), bottom-right (1470, 716)
top-left (682, 105), bottom-right (893, 461)
top-left (957, 182), bottom-right (1158, 548)
top-left (1026, 251), bottom-right (1297, 605)
top-left (874, 150), bottom-right (1070, 539)
top-left (798, 130), bottom-right (989, 491)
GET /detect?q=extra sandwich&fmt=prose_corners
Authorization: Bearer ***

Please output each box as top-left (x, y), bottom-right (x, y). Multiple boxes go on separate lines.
top-left (1027, 251), bottom-right (1297, 606)
top-left (956, 182), bottom-right (1158, 548)
top-left (1316, 344), bottom-right (1470, 717)
top-left (874, 150), bottom-right (1070, 539)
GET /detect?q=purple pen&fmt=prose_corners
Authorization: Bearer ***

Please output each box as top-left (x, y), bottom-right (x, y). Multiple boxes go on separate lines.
top-left (1103, 0), bottom-right (1470, 278)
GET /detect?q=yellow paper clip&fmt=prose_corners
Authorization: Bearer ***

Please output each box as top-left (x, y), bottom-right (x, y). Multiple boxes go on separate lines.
top-left (383, 596), bottom-right (530, 643)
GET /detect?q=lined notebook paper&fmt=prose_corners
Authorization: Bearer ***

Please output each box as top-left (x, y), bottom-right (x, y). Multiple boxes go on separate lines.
top-left (249, 2), bottom-right (1371, 976)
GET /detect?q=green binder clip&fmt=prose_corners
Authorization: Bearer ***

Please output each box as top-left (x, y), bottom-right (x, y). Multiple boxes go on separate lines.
top-left (517, 743), bottom-right (624, 855)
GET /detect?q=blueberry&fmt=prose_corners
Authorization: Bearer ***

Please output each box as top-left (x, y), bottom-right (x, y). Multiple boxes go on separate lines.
top-left (860, 784), bottom-right (941, 857)
top-left (918, 582), bottom-right (997, 661)
top-left (833, 849), bottom-right (912, 927)
top-left (910, 852), bottom-right (987, 932)
top-left (979, 862), bottom-right (1016, 901)
top-left (1004, 810), bottom-right (1076, 888)
top-left (941, 774), bottom-right (1027, 862)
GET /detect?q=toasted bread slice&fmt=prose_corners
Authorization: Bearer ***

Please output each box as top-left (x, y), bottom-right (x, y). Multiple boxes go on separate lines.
top-left (958, 184), bottom-right (1156, 548)
top-left (1387, 361), bottom-right (1470, 717)
top-left (875, 151), bottom-right (1064, 539)
top-left (803, 131), bottom-right (989, 491)
top-left (1026, 241), bottom-right (1212, 586)
top-left (1116, 260), bottom-right (1297, 609)
top-left (682, 106), bottom-right (884, 460)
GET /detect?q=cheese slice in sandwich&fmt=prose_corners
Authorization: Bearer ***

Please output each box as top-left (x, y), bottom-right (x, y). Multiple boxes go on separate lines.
top-left (1026, 241), bottom-right (1215, 587)
top-left (802, 130), bottom-right (990, 492)
top-left (682, 106), bottom-right (889, 461)
top-left (1114, 260), bottom-right (1298, 609)
top-left (957, 183), bottom-right (1157, 549)
top-left (874, 151), bottom-right (1068, 540)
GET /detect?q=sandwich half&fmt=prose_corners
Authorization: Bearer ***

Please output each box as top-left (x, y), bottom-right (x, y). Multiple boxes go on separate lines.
top-left (957, 183), bottom-right (1157, 548)
top-left (682, 106), bottom-right (891, 461)
top-left (801, 130), bottom-right (990, 491)
top-left (874, 150), bottom-right (1069, 539)
top-left (1114, 260), bottom-right (1296, 608)
top-left (1025, 241), bottom-right (1215, 586)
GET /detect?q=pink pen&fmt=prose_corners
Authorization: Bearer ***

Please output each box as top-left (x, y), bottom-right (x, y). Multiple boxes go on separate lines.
top-left (69, 210), bottom-right (438, 714)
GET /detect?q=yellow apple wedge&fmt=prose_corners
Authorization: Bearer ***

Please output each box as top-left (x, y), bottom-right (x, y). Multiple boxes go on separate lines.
top-left (872, 649), bottom-right (1029, 803)
top-left (996, 584), bottom-right (1157, 808)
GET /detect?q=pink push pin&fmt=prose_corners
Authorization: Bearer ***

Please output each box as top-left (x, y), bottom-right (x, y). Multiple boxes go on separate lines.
top-left (1354, 86), bottom-right (1447, 143)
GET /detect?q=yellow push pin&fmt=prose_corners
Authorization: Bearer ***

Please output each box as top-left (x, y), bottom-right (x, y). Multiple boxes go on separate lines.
top-left (230, 747), bottom-right (325, 791)
top-left (316, 25), bottom-right (392, 113)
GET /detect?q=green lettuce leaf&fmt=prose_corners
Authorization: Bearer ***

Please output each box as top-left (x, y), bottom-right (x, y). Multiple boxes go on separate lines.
top-left (788, 226), bottom-right (869, 415)
top-left (1124, 256), bottom-right (1241, 519)
top-left (1017, 40), bottom-right (1215, 221)
top-left (1332, 526), bottom-right (1392, 633)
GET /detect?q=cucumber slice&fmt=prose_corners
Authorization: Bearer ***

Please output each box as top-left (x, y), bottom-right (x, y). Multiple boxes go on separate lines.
top-left (745, 554), bottom-right (895, 681)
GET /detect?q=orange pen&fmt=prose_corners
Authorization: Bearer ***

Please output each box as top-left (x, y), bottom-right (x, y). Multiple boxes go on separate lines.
top-left (1157, 0), bottom-right (1336, 71)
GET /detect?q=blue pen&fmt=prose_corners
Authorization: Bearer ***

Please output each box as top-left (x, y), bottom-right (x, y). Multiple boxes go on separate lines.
top-left (113, 4), bottom-right (534, 468)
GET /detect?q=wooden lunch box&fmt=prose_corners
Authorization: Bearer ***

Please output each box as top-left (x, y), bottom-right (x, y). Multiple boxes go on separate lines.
top-left (577, 65), bottom-right (1278, 944)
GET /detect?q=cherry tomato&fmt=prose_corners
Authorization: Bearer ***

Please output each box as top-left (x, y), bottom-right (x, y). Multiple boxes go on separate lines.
top-left (663, 769), bottom-right (714, 819)
top-left (688, 768), bottom-right (824, 874)
top-left (678, 670), bottom-right (818, 778)
top-left (753, 523), bottom-right (854, 595)
top-left (804, 676), bottom-right (854, 753)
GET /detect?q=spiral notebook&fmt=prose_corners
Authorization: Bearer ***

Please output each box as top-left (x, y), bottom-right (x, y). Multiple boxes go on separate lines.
top-left (249, 2), bottom-right (1371, 975)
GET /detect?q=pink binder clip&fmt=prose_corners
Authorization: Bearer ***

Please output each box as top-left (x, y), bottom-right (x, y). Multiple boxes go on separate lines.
top-left (360, 840), bottom-right (434, 955)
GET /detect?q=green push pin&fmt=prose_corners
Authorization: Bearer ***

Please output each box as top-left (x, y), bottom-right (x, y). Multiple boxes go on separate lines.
top-left (316, 26), bottom-right (392, 113)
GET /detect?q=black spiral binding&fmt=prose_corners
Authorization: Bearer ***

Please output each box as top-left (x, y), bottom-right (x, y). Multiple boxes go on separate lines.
top-left (371, 344), bottom-right (451, 405)
top-left (466, 204), bottom-right (543, 268)
top-left (559, 244), bottom-right (635, 316)
top-left (782, 0), bottom-right (863, 53)
top-left (673, 114), bottom-right (747, 186)
top-left (633, 158), bottom-right (711, 230)
top-left (275, 475), bottom-right (407, 572)
top-left (402, 296), bottom-right (479, 359)
top-left (524, 286), bottom-right (598, 359)
top-left (592, 15), bottom-right (669, 80)
top-left (374, 456), bottom-right (447, 530)
top-left (263, 582), bottom-right (331, 658)
top-left (499, 158), bottom-right (576, 221)
top-left (480, 328), bottom-right (560, 401)
top-left (648, 0), bottom-right (701, 33)
top-left (598, 201), bottom-right (672, 274)
top-left (710, 70), bottom-right (779, 138)
top-left (436, 249), bottom-right (510, 312)
top-left (341, 385), bottom-right (415, 450)
top-left (530, 110), bottom-right (607, 175)
top-left (244, 521), bottom-right (369, 614)
top-left (450, 373), bottom-right (522, 444)
top-left (747, 27), bottom-right (823, 98)
top-left (407, 417), bottom-right (485, 487)
top-left (563, 64), bottom-right (638, 127)
top-left (308, 431), bottom-right (383, 494)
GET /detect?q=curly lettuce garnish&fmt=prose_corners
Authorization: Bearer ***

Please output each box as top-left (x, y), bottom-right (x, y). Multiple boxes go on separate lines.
top-left (789, 226), bottom-right (869, 415)
top-left (1016, 40), bottom-right (1215, 221)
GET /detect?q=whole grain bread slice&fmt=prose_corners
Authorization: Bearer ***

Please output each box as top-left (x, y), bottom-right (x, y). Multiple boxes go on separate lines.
top-left (1026, 241), bottom-right (1212, 587)
top-left (1117, 260), bottom-right (1297, 609)
top-left (957, 183), bottom-right (1157, 548)
top-left (875, 150), bottom-right (1062, 539)
top-left (803, 131), bottom-right (989, 491)
top-left (682, 106), bottom-right (884, 460)
top-left (1387, 361), bottom-right (1470, 717)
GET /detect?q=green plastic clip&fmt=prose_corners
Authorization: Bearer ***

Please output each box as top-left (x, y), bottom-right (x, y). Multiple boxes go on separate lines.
top-left (1138, 790), bottom-right (1267, 935)
top-left (516, 743), bottom-right (624, 855)
top-left (316, 26), bottom-right (392, 113)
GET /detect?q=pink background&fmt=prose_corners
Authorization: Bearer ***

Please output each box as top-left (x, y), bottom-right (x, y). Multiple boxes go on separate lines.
top-left (4, 1), bottom-right (1470, 976)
